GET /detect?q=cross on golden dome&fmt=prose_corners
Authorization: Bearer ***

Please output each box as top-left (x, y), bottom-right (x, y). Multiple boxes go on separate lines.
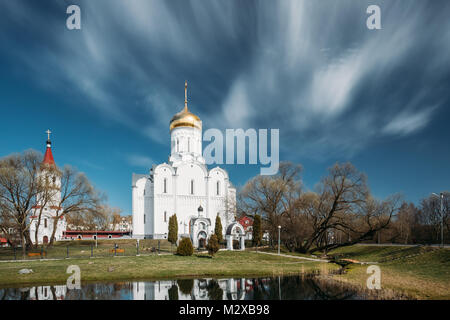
top-left (169, 81), bottom-right (201, 131)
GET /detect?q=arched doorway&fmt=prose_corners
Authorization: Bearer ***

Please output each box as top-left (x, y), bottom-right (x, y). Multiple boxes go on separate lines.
top-left (225, 223), bottom-right (246, 250)
top-left (197, 231), bottom-right (207, 249)
top-left (43, 236), bottom-right (48, 244)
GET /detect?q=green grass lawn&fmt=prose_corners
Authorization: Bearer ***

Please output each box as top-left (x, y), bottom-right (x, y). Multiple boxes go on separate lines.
top-left (0, 250), bottom-right (336, 288)
top-left (259, 244), bottom-right (450, 299)
top-left (328, 245), bottom-right (450, 299)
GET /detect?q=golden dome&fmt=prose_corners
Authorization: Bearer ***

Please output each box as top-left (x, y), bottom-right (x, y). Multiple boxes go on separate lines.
top-left (170, 81), bottom-right (202, 131)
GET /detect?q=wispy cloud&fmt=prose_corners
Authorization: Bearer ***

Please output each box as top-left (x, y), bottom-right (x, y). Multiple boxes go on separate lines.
top-left (127, 154), bottom-right (155, 168)
top-left (382, 107), bottom-right (436, 136)
top-left (1, 0), bottom-right (449, 161)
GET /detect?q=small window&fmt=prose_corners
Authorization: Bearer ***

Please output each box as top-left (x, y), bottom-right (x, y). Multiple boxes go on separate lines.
top-left (163, 178), bottom-right (167, 193)
top-left (143, 189), bottom-right (146, 196)
top-left (216, 181), bottom-right (220, 196)
top-left (188, 137), bottom-right (190, 152)
top-left (177, 139), bottom-right (179, 152)
top-left (144, 215), bottom-right (146, 224)
top-left (164, 211), bottom-right (167, 222)
top-left (44, 218), bottom-right (47, 228)
top-left (190, 180), bottom-right (194, 195)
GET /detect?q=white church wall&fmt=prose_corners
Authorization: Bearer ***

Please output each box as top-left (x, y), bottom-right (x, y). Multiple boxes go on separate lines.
top-left (171, 127), bottom-right (202, 156)
top-left (176, 163), bottom-right (207, 196)
top-left (132, 176), bottom-right (148, 238)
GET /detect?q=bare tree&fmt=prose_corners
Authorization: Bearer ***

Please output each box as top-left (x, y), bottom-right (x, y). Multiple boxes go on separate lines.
top-left (393, 202), bottom-right (418, 244)
top-left (47, 166), bottom-right (101, 245)
top-left (419, 192), bottom-right (449, 243)
top-left (0, 151), bottom-right (43, 255)
top-left (239, 162), bottom-right (402, 254)
top-left (239, 162), bottom-right (302, 248)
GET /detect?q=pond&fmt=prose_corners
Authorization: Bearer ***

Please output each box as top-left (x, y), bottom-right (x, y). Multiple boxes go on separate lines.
top-left (0, 275), bottom-right (405, 300)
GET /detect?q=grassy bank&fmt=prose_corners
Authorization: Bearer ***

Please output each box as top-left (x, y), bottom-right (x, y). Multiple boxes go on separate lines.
top-left (0, 250), bottom-right (336, 287)
top-left (261, 244), bottom-right (450, 299)
top-left (328, 245), bottom-right (450, 299)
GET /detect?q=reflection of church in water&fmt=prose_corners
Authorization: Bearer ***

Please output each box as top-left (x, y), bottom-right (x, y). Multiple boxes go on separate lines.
top-left (19, 278), bottom-right (252, 300)
top-left (132, 82), bottom-right (245, 249)
top-left (132, 278), bottom-right (250, 300)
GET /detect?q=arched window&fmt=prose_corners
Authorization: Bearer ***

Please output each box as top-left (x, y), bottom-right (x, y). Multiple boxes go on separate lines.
top-left (163, 178), bottom-right (167, 193)
top-left (188, 137), bottom-right (190, 152)
top-left (216, 181), bottom-right (220, 196)
top-left (144, 215), bottom-right (146, 224)
top-left (190, 180), bottom-right (194, 195)
top-left (176, 139), bottom-right (179, 152)
top-left (164, 211), bottom-right (167, 222)
top-left (44, 218), bottom-right (47, 228)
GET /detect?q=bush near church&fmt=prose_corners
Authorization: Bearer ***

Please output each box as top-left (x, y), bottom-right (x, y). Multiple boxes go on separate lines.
top-left (206, 234), bottom-right (220, 257)
top-left (176, 237), bottom-right (194, 256)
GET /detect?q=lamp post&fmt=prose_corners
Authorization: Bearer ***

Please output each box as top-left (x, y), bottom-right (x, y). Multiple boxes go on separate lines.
top-left (278, 225), bottom-right (281, 255)
top-left (95, 225), bottom-right (98, 248)
top-left (432, 193), bottom-right (444, 248)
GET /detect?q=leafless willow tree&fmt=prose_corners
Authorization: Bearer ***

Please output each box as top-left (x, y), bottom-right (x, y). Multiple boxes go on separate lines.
top-left (239, 162), bottom-right (402, 254)
top-left (419, 192), bottom-right (449, 242)
top-left (67, 205), bottom-right (122, 231)
top-left (47, 166), bottom-right (102, 245)
top-left (0, 151), bottom-right (43, 255)
top-left (0, 150), bottom-right (103, 251)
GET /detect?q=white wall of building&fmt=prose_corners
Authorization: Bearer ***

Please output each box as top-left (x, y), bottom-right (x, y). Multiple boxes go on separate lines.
top-left (132, 107), bottom-right (236, 242)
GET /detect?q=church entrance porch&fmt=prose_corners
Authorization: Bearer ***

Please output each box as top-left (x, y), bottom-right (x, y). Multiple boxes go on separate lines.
top-left (190, 215), bottom-right (211, 248)
top-left (225, 222), bottom-right (246, 251)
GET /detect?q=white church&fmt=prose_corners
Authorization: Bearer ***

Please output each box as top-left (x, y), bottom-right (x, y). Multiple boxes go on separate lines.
top-left (132, 82), bottom-right (245, 249)
top-left (29, 131), bottom-right (67, 244)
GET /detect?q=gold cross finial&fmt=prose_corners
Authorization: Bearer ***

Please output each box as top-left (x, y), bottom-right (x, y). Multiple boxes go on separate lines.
top-left (46, 129), bottom-right (52, 141)
top-left (184, 80), bottom-right (188, 111)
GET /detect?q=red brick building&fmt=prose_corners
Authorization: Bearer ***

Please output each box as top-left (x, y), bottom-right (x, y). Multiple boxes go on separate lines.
top-left (238, 216), bottom-right (253, 240)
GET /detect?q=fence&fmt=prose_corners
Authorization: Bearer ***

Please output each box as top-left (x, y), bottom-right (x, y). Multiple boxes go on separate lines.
top-left (0, 240), bottom-right (174, 261)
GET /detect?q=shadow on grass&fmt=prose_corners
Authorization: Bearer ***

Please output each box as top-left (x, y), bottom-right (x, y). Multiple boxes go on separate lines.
top-left (196, 255), bottom-right (213, 259)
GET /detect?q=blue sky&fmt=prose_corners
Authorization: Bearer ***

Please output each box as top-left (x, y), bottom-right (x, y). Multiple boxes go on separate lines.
top-left (1, 0), bottom-right (449, 214)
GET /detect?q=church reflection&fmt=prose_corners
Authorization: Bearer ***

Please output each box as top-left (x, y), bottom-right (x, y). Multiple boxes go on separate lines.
top-left (0, 276), bottom-right (376, 300)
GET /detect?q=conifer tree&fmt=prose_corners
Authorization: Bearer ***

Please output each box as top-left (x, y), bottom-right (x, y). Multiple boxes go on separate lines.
top-left (168, 214), bottom-right (178, 251)
top-left (206, 234), bottom-right (220, 257)
top-left (214, 215), bottom-right (223, 243)
top-left (252, 214), bottom-right (262, 247)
